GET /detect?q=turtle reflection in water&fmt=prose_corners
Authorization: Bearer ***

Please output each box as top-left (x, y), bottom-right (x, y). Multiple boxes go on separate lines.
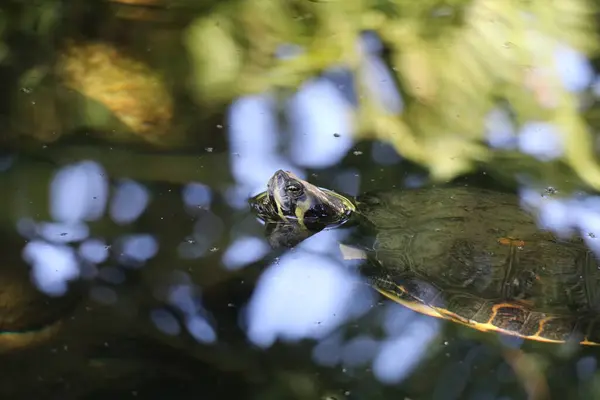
top-left (250, 170), bottom-right (600, 345)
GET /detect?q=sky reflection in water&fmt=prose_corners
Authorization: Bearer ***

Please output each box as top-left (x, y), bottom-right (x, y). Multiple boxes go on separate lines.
top-left (10, 32), bottom-right (600, 390)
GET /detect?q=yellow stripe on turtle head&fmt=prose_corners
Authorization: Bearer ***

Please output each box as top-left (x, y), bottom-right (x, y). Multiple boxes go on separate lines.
top-left (294, 197), bottom-right (311, 229)
top-left (275, 202), bottom-right (286, 220)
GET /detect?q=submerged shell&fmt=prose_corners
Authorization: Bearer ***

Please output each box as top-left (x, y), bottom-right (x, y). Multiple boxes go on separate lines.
top-left (356, 187), bottom-right (600, 344)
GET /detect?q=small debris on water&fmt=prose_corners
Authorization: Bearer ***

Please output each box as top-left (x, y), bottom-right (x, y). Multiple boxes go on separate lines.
top-left (353, 151), bottom-right (363, 156)
top-left (205, 147), bottom-right (214, 152)
top-left (542, 186), bottom-right (558, 197)
top-left (333, 133), bottom-right (340, 137)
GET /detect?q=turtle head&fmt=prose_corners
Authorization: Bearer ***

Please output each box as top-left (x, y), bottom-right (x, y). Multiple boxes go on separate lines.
top-left (250, 170), bottom-right (355, 231)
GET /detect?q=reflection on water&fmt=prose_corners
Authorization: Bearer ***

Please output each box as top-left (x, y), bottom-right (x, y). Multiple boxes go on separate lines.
top-left (2, 147), bottom-right (599, 399)
top-left (2, 113), bottom-right (600, 399)
top-left (2, 19), bottom-right (600, 400)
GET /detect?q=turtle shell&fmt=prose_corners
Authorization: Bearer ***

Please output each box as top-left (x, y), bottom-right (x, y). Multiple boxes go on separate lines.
top-left (355, 186), bottom-right (600, 344)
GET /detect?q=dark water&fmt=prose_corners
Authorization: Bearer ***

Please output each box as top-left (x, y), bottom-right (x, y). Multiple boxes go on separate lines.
top-left (0, 137), bottom-right (599, 400)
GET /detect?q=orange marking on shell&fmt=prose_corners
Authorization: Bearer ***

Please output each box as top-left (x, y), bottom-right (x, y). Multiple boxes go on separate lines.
top-left (498, 237), bottom-right (525, 247)
top-left (374, 284), bottom-right (599, 345)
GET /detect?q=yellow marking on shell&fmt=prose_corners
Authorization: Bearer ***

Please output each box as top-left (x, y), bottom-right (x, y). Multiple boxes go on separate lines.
top-left (374, 287), bottom-right (444, 319)
top-left (582, 339), bottom-right (599, 346)
top-left (375, 286), bottom-right (600, 345)
top-left (532, 316), bottom-right (550, 337)
top-left (432, 305), bottom-right (571, 345)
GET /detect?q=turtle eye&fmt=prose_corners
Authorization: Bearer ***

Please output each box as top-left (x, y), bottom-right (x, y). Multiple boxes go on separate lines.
top-left (286, 184), bottom-right (303, 195)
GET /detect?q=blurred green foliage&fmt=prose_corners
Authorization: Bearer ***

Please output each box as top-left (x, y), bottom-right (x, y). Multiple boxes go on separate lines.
top-left (185, 0), bottom-right (600, 191)
top-left (2, 0), bottom-right (600, 191)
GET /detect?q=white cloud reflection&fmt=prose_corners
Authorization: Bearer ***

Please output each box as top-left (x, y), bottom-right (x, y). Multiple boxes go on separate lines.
top-left (373, 317), bottom-right (439, 384)
top-left (36, 221), bottom-right (90, 244)
top-left (23, 240), bottom-right (80, 296)
top-left (245, 229), bottom-right (372, 348)
top-left (520, 187), bottom-right (600, 256)
top-left (359, 32), bottom-right (403, 114)
top-left (227, 94), bottom-right (301, 201)
top-left (166, 282), bottom-right (217, 344)
top-left (485, 107), bottom-right (517, 150)
top-left (341, 335), bottom-right (380, 367)
top-left (182, 182), bottom-right (212, 209)
top-left (374, 303), bottom-right (440, 384)
top-left (110, 179), bottom-right (150, 225)
top-left (222, 236), bottom-right (270, 271)
top-left (554, 44), bottom-right (594, 93)
top-left (79, 238), bottom-right (110, 264)
top-left (50, 161), bottom-right (108, 223)
top-left (287, 79), bottom-right (355, 168)
top-left (20, 161), bottom-right (111, 296)
top-left (118, 234), bottom-right (159, 263)
top-left (517, 122), bottom-right (564, 161)
top-left (311, 299), bottom-right (441, 383)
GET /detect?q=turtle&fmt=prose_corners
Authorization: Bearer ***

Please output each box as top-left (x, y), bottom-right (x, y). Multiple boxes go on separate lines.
top-left (249, 169), bottom-right (600, 345)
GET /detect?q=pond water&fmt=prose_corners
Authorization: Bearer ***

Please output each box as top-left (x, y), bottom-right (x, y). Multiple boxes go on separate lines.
top-left (1, 3), bottom-right (600, 398)
top-left (1, 126), bottom-right (600, 400)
